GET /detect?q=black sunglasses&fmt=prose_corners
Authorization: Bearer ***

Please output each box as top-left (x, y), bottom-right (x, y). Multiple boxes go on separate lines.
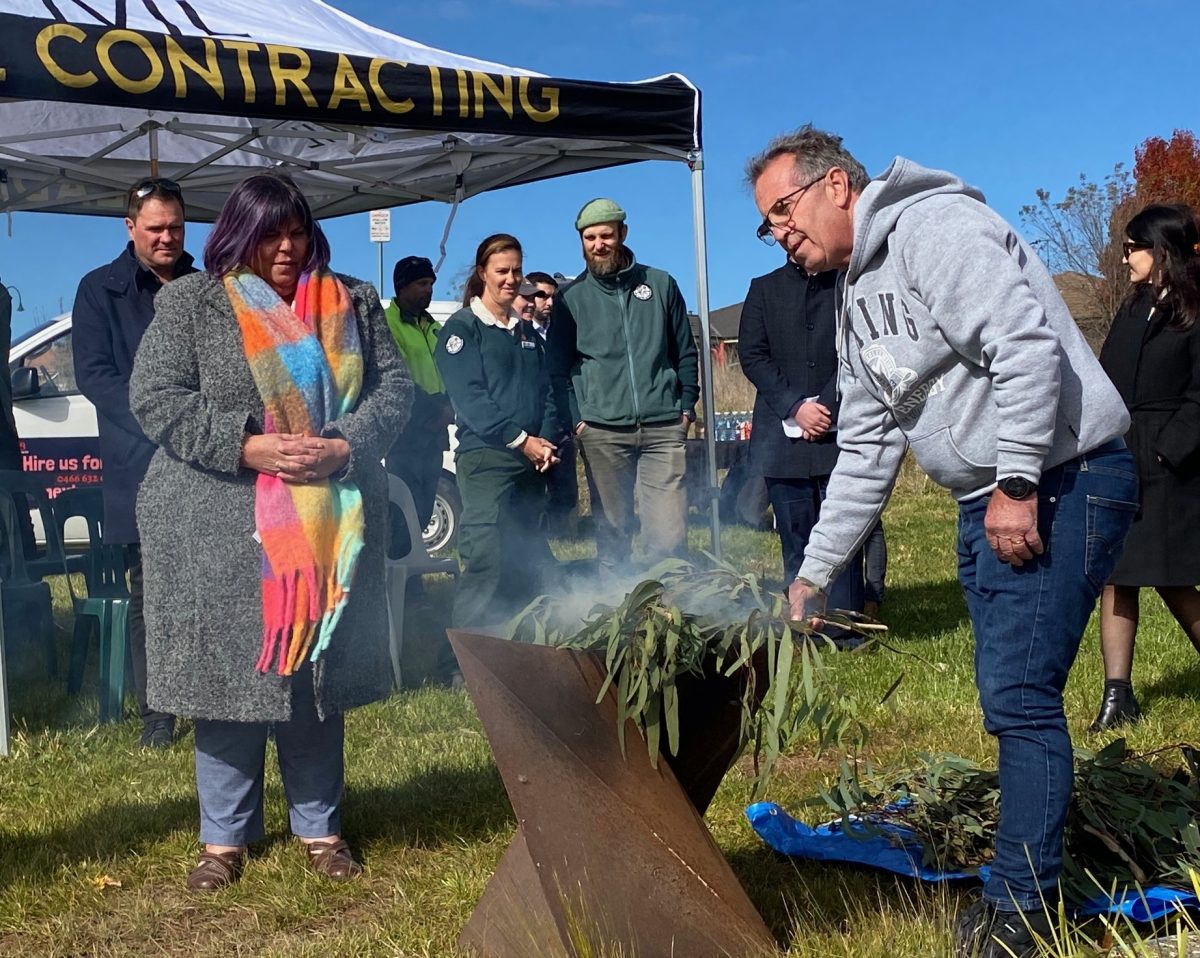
top-left (131, 177), bottom-right (182, 200)
top-left (529, 290), bottom-right (550, 300)
top-left (1122, 240), bottom-right (1151, 258)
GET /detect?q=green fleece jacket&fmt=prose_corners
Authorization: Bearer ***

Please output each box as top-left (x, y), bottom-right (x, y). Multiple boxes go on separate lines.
top-left (435, 301), bottom-right (558, 457)
top-left (546, 251), bottom-right (700, 430)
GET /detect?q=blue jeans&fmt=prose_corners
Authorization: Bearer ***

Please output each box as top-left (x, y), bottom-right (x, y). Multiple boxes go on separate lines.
top-left (957, 440), bottom-right (1136, 910)
top-left (194, 669), bottom-right (345, 846)
top-left (767, 475), bottom-right (865, 613)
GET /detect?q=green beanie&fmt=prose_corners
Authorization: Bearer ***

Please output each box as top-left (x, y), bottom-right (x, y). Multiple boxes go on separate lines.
top-left (574, 197), bottom-right (626, 231)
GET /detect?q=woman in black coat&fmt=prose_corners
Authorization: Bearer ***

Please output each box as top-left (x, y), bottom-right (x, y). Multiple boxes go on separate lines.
top-left (1090, 203), bottom-right (1200, 731)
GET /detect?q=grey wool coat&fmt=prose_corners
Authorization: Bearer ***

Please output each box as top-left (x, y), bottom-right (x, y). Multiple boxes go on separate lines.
top-left (129, 271), bottom-right (413, 723)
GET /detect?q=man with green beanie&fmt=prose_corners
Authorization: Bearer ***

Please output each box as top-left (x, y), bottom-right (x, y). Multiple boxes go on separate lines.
top-left (546, 198), bottom-right (700, 578)
top-left (384, 255), bottom-right (454, 533)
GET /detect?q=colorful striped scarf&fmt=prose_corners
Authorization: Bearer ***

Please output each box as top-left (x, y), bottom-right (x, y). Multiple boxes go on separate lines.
top-left (225, 268), bottom-right (365, 675)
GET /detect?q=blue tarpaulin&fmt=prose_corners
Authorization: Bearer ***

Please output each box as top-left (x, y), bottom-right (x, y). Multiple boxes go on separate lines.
top-left (746, 801), bottom-right (1199, 922)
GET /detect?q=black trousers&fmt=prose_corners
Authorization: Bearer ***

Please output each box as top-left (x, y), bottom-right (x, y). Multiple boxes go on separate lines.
top-left (385, 437), bottom-right (445, 533)
top-left (766, 475), bottom-right (865, 612)
top-left (126, 544), bottom-right (173, 724)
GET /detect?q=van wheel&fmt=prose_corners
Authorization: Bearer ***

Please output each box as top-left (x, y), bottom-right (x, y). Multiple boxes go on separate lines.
top-left (424, 474), bottom-right (461, 554)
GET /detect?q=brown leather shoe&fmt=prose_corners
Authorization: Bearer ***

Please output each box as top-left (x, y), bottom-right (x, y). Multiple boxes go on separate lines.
top-left (186, 849), bottom-right (244, 891)
top-left (304, 838), bottom-right (362, 881)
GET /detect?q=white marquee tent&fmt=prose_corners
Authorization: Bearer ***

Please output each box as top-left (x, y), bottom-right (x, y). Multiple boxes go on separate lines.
top-left (0, 0), bottom-right (723, 550)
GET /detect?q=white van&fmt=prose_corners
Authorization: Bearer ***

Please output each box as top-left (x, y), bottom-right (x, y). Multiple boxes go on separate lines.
top-left (9, 301), bottom-right (464, 552)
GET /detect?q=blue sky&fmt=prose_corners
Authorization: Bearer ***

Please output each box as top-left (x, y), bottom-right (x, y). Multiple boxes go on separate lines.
top-left (1, 0), bottom-right (1195, 334)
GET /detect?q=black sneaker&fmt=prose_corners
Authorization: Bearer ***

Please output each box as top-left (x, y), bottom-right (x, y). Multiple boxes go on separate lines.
top-left (140, 717), bottom-right (176, 749)
top-left (953, 898), bottom-right (1053, 958)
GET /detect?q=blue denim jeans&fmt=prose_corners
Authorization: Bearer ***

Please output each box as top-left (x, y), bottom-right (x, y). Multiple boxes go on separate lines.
top-left (957, 440), bottom-right (1136, 911)
top-left (194, 668), bottom-right (345, 846)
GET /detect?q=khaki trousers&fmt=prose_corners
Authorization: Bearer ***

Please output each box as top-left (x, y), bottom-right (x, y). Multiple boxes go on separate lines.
top-left (577, 420), bottom-right (688, 576)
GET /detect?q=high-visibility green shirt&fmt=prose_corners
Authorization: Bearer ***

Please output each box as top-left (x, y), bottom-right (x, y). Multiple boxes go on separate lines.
top-left (384, 302), bottom-right (445, 396)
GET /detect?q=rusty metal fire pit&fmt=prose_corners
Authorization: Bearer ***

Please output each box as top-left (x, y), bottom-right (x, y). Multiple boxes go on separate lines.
top-left (449, 628), bottom-right (776, 958)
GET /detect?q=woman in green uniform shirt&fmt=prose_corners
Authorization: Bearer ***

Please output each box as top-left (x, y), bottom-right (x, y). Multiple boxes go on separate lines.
top-left (435, 233), bottom-right (561, 628)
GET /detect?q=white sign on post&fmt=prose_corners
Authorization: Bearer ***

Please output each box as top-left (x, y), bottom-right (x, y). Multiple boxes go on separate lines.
top-left (369, 209), bottom-right (391, 243)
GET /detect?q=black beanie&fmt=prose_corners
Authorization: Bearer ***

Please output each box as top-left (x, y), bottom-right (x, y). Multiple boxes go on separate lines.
top-left (393, 255), bottom-right (436, 293)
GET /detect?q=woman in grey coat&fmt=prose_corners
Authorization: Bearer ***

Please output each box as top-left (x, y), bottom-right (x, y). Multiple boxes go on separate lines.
top-left (130, 173), bottom-right (411, 891)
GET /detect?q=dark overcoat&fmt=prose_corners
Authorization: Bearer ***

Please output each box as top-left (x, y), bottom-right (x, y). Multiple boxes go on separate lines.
top-left (129, 271), bottom-right (413, 722)
top-left (1099, 285), bottom-right (1200, 586)
top-left (739, 265), bottom-right (842, 479)
top-left (72, 243), bottom-right (198, 543)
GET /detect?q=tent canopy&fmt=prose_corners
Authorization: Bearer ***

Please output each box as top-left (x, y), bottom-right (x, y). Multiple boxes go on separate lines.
top-left (0, 0), bottom-right (725, 555)
top-left (0, 0), bottom-right (701, 220)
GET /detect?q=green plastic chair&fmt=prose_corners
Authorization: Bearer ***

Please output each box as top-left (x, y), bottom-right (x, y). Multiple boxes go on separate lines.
top-left (53, 488), bottom-right (130, 724)
top-left (0, 475), bottom-right (56, 676)
top-left (0, 496), bottom-right (20, 758)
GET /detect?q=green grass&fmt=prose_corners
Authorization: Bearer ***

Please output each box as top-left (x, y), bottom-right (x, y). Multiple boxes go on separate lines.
top-left (2, 490), bottom-right (1200, 956)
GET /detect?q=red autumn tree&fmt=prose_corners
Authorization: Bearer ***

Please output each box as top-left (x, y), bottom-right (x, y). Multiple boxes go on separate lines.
top-left (1133, 129), bottom-right (1200, 209)
top-left (1023, 129), bottom-right (1200, 343)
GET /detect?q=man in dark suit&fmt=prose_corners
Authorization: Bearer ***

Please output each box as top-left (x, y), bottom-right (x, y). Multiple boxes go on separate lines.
top-left (73, 178), bottom-right (196, 748)
top-left (739, 264), bottom-right (874, 613)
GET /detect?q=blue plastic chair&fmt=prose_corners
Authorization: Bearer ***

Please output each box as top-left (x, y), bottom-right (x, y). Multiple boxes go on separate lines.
top-left (53, 488), bottom-right (130, 723)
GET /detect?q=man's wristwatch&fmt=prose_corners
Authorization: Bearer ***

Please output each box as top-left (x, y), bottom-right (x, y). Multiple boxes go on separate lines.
top-left (997, 476), bottom-right (1037, 500)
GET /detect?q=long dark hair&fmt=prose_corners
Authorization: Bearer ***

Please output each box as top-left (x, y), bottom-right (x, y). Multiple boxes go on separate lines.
top-left (462, 233), bottom-right (522, 306)
top-left (204, 172), bottom-right (331, 279)
top-left (1125, 203), bottom-right (1200, 330)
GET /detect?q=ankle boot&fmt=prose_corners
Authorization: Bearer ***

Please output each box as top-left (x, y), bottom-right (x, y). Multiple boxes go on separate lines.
top-left (1088, 683), bottom-right (1142, 733)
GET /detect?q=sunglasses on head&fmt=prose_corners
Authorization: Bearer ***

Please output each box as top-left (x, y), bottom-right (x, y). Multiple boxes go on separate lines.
top-left (131, 177), bottom-right (182, 200)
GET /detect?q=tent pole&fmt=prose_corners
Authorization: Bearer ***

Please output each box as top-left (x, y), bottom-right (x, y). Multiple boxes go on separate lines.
top-left (689, 151), bottom-right (721, 559)
top-left (148, 125), bottom-right (159, 177)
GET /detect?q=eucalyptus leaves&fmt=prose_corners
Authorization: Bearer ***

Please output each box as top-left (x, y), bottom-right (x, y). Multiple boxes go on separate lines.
top-left (815, 739), bottom-right (1200, 902)
top-left (506, 560), bottom-right (877, 797)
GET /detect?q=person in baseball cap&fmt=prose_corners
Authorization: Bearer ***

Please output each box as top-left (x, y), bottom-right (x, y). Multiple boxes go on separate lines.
top-left (514, 278), bottom-right (539, 323)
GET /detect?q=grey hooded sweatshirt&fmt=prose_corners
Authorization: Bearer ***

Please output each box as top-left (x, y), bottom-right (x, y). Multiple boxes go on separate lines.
top-left (797, 157), bottom-right (1130, 590)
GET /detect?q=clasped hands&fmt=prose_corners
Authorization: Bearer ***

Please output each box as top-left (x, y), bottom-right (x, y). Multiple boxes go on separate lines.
top-left (521, 435), bottom-right (559, 473)
top-left (241, 433), bottom-right (351, 483)
top-left (791, 400), bottom-right (832, 441)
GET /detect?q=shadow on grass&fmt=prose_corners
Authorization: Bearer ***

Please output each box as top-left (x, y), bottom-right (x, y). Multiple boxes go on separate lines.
top-left (881, 579), bottom-right (969, 640)
top-left (1139, 660), bottom-right (1200, 706)
top-left (347, 762), bottom-right (512, 851)
top-left (0, 794), bottom-right (198, 891)
top-left (725, 842), bottom-right (971, 947)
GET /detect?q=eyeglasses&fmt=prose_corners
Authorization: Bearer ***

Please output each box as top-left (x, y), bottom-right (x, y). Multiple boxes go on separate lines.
top-left (529, 290), bottom-right (550, 300)
top-left (756, 171), bottom-right (828, 246)
top-left (1122, 240), bottom-right (1151, 258)
top-left (130, 177), bottom-right (182, 200)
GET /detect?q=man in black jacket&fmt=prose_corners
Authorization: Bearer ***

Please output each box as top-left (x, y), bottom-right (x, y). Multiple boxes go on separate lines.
top-left (739, 264), bottom-right (875, 613)
top-left (72, 178), bottom-right (195, 748)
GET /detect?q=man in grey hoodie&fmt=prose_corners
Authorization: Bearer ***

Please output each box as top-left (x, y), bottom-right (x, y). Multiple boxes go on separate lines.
top-left (747, 127), bottom-right (1137, 958)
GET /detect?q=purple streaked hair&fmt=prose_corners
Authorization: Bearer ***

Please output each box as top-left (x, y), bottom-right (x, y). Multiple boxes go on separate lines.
top-left (204, 172), bottom-right (331, 278)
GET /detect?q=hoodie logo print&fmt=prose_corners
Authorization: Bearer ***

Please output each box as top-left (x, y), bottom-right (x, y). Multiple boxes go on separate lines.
top-left (862, 344), bottom-right (946, 415)
top-left (633, 284), bottom-right (653, 301)
top-left (862, 344), bottom-right (918, 404)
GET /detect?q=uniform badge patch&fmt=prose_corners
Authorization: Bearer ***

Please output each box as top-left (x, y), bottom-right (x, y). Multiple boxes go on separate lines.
top-left (633, 284), bottom-right (653, 301)
top-left (445, 335), bottom-right (464, 354)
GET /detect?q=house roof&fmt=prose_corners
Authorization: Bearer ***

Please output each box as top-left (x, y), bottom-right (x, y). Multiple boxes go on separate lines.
top-left (689, 301), bottom-right (742, 343)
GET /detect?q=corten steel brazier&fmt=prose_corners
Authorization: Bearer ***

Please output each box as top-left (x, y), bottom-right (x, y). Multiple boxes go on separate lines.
top-left (449, 628), bottom-right (776, 958)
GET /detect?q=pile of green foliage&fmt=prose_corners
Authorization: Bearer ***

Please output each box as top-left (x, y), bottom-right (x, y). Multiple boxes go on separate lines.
top-left (506, 560), bottom-right (883, 797)
top-left (815, 739), bottom-right (1200, 901)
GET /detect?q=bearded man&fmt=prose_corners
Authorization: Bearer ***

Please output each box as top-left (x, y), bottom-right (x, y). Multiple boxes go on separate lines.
top-left (545, 199), bottom-right (699, 577)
